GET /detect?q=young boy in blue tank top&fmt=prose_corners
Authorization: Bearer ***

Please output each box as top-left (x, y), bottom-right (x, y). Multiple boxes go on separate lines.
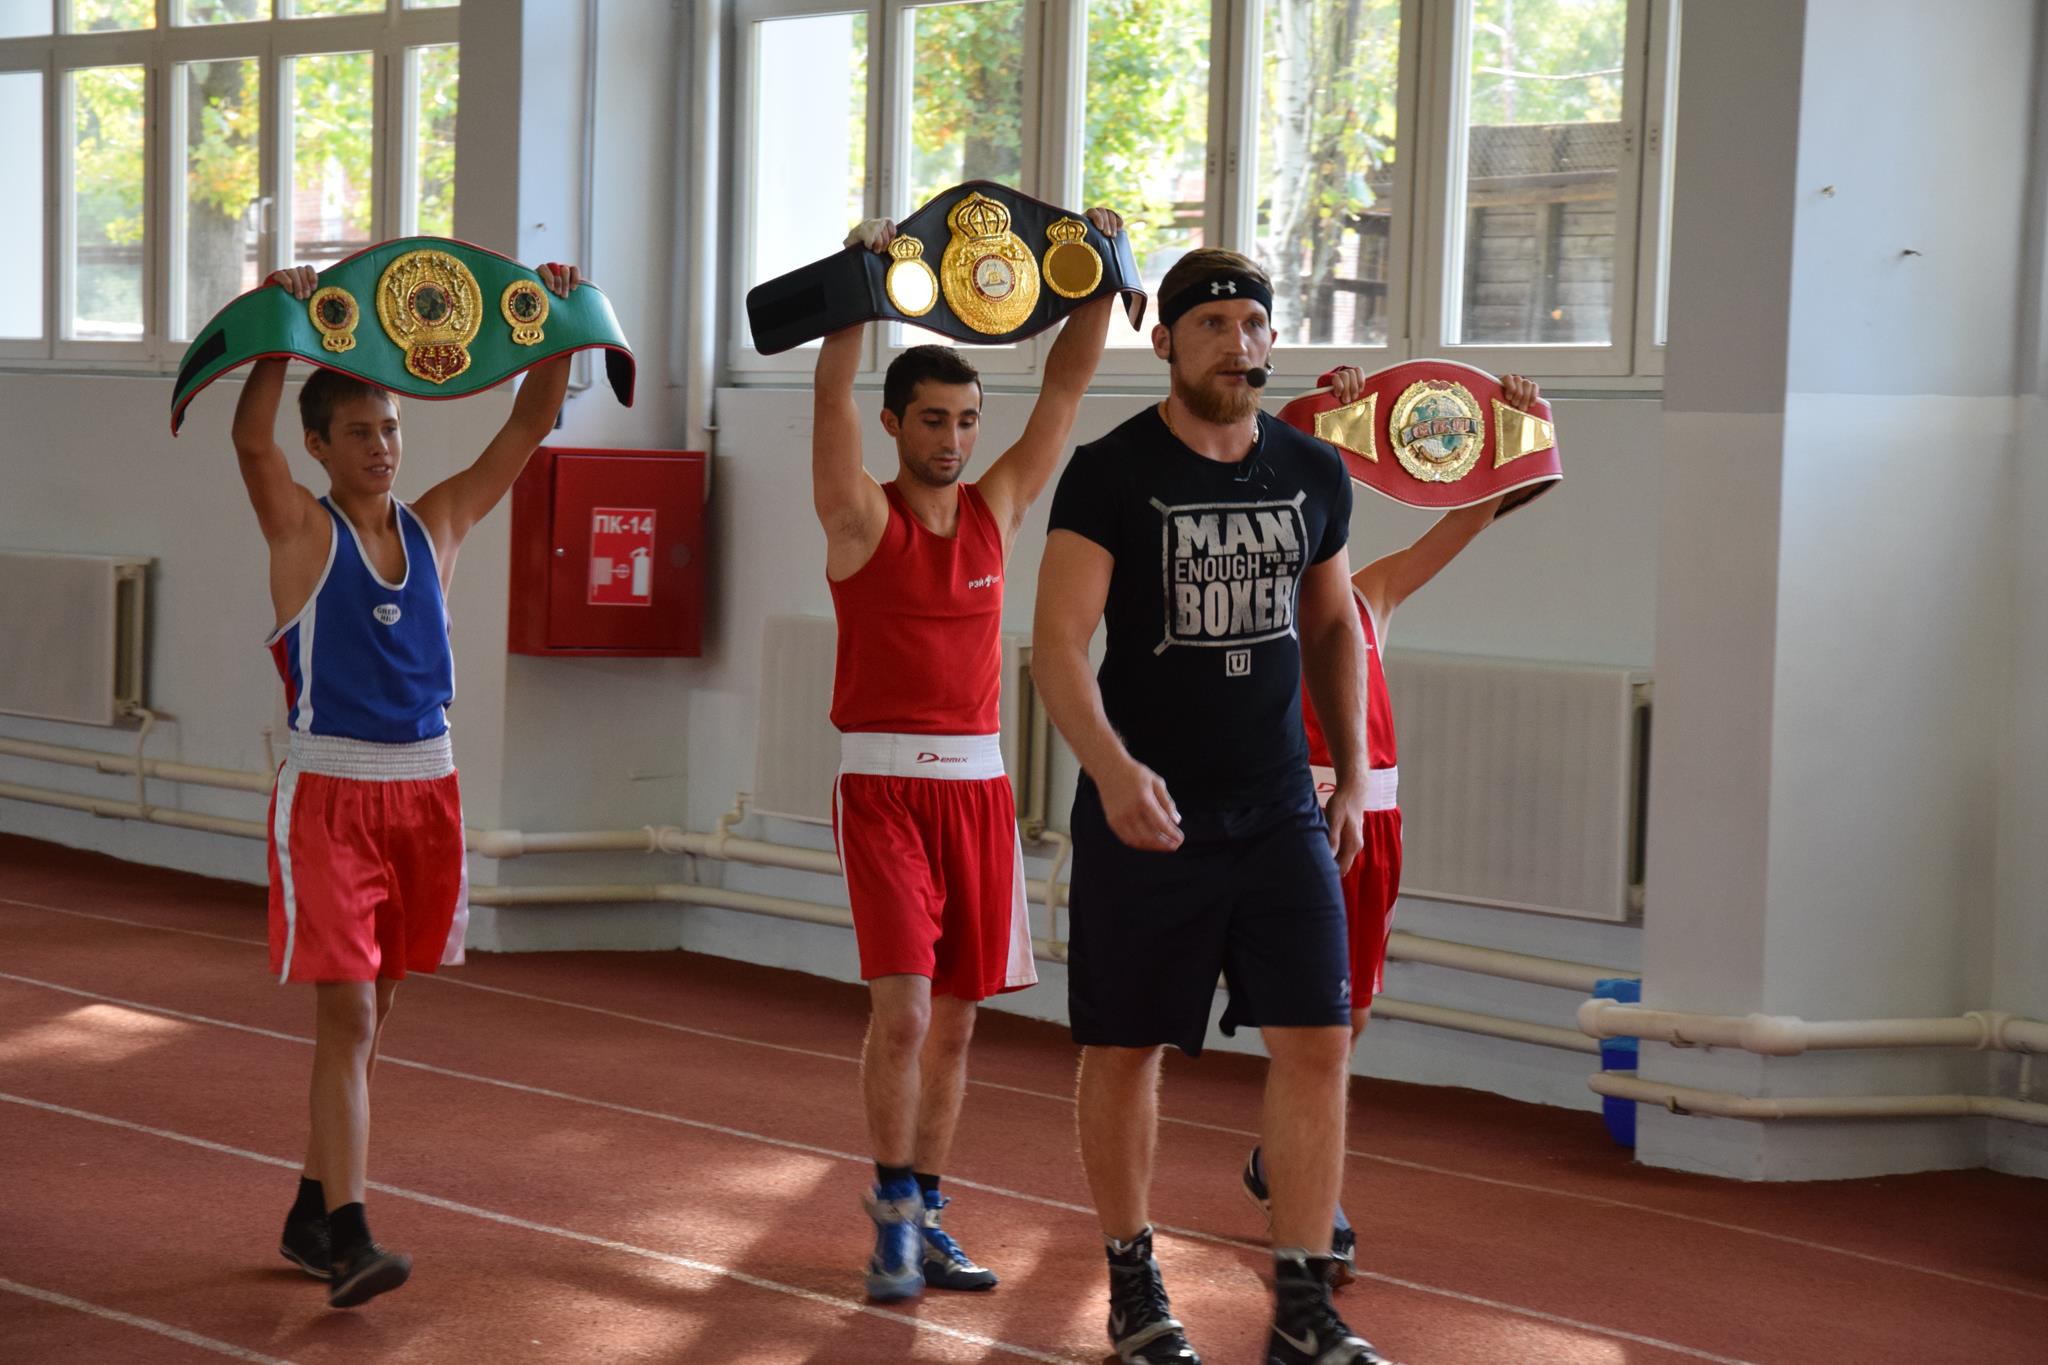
top-left (230, 261), bottom-right (583, 1308)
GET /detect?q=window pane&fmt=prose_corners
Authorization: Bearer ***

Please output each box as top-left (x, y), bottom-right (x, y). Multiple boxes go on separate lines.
top-left (903, 0), bottom-right (1026, 211)
top-left (70, 65), bottom-right (146, 341)
top-left (1254, 0), bottom-right (1401, 348)
top-left (287, 50), bottom-right (375, 270)
top-left (1452, 0), bottom-right (1627, 346)
top-left (409, 43), bottom-right (459, 237)
top-left (175, 59), bottom-right (262, 339)
top-left (68, 0), bottom-right (152, 29)
top-left (179, 0), bottom-right (272, 21)
top-left (748, 12), bottom-right (867, 318)
top-left (407, 0), bottom-right (458, 8)
top-left (289, 0), bottom-right (381, 15)
top-left (0, 71), bottom-right (43, 337)
top-left (0, 1), bottom-right (54, 38)
top-left (1084, 0), bottom-right (1209, 346)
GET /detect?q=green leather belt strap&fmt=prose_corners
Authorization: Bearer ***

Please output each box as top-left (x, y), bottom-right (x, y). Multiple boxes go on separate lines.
top-left (170, 236), bottom-right (635, 434)
top-left (746, 180), bottom-right (1147, 355)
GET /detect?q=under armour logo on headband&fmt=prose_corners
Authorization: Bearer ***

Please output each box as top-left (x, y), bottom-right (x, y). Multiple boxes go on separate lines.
top-left (1160, 268), bottom-right (1273, 329)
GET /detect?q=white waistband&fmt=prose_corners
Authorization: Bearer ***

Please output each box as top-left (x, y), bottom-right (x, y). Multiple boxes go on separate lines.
top-left (1310, 764), bottom-right (1398, 811)
top-left (839, 732), bottom-right (1005, 781)
top-left (286, 731), bottom-right (456, 781)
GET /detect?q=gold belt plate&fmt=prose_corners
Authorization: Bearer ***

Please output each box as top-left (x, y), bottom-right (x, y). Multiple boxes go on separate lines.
top-left (939, 192), bottom-right (1040, 336)
top-left (377, 248), bottom-right (484, 384)
top-left (1389, 379), bottom-right (1486, 483)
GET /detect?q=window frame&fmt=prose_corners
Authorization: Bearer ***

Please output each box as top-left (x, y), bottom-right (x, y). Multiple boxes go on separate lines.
top-left (1631, 0), bottom-right (1678, 376)
top-left (872, 0), bottom-right (1046, 376)
top-left (1221, 0), bottom-right (1424, 379)
top-left (727, 0), bottom-right (885, 377)
top-left (0, 0), bottom-right (457, 373)
top-left (1415, 0), bottom-right (1652, 380)
top-left (0, 55), bottom-right (54, 361)
top-left (1048, 0), bottom-right (1232, 379)
top-left (726, 0), bottom-right (1680, 392)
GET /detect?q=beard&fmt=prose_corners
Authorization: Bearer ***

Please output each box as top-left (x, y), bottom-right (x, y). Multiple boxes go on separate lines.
top-left (1173, 368), bottom-right (1260, 425)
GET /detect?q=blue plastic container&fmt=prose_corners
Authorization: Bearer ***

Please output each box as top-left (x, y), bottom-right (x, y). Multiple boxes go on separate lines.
top-left (1592, 976), bottom-right (1642, 1147)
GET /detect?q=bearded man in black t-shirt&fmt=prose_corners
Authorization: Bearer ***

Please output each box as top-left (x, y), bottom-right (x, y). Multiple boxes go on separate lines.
top-left (1033, 248), bottom-right (1388, 1365)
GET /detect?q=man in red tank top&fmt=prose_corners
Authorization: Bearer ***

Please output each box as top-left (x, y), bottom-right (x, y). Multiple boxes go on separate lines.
top-left (1235, 367), bottom-right (1544, 1287)
top-left (812, 208), bottom-right (1123, 1303)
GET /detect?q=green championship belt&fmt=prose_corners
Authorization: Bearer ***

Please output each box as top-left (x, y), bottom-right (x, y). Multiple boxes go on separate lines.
top-left (746, 180), bottom-right (1146, 354)
top-left (170, 236), bottom-right (635, 434)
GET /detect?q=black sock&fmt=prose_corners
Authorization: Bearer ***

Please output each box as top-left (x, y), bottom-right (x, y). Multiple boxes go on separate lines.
top-left (914, 1171), bottom-right (942, 1198)
top-left (327, 1202), bottom-right (371, 1261)
top-left (289, 1177), bottom-right (325, 1223)
top-left (875, 1163), bottom-right (915, 1195)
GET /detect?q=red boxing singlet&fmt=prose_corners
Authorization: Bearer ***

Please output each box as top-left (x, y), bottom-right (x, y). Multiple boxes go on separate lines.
top-left (830, 481), bottom-right (1005, 735)
top-left (1303, 588), bottom-right (1397, 771)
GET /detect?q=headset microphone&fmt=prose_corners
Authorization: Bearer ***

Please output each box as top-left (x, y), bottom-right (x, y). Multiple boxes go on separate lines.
top-left (1245, 367), bottom-right (1269, 389)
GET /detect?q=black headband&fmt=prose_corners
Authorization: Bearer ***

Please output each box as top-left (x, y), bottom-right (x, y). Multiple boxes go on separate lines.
top-left (1159, 271), bottom-right (1273, 329)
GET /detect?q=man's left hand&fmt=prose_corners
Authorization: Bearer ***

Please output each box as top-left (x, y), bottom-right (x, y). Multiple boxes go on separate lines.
top-left (1324, 781), bottom-right (1367, 875)
top-left (1084, 206), bottom-right (1124, 238)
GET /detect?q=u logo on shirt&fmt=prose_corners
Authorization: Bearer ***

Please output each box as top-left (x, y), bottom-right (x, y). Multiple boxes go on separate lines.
top-left (373, 603), bottom-right (402, 626)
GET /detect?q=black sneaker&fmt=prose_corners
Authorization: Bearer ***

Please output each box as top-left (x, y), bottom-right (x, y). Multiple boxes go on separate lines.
top-left (1268, 1252), bottom-right (1390, 1365)
top-left (326, 1242), bottom-right (411, 1309)
top-left (1245, 1146), bottom-right (1358, 1289)
top-left (1106, 1227), bottom-right (1202, 1364)
top-left (918, 1192), bottom-right (998, 1291)
top-left (280, 1211), bottom-right (332, 1281)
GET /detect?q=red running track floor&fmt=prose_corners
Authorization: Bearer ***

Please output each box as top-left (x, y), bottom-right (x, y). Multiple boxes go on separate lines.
top-left (2, 834), bottom-right (2044, 1363)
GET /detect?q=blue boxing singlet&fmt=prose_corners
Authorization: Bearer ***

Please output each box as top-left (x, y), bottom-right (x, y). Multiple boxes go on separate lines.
top-left (266, 497), bottom-right (455, 743)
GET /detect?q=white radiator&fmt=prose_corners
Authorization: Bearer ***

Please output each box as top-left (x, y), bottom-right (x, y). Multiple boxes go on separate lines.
top-left (0, 550), bottom-right (151, 726)
top-left (1384, 650), bottom-right (1649, 923)
top-left (753, 614), bottom-right (1034, 825)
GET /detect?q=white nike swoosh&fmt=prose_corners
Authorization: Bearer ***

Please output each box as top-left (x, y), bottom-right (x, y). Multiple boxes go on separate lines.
top-left (1276, 1325), bottom-right (1318, 1354)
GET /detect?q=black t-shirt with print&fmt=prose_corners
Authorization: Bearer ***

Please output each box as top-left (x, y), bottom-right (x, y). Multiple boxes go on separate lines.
top-left (1047, 404), bottom-right (1352, 809)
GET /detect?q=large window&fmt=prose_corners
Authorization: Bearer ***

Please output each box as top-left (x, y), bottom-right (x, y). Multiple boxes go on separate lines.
top-left (732, 0), bottom-right (1678, 381)
top-left (0, 0), bottom-right (459, 365)
top-left (1252, 0), bottom-right (1402, 349)
top-left (1082, 0), bottom-right (1210, 346)
top-left (1445, 0), bottom-right (1627, 348)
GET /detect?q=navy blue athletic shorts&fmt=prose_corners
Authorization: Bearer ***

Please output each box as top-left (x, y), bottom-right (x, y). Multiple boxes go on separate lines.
top-left (1065, 775), bottom-right (1352, 1056)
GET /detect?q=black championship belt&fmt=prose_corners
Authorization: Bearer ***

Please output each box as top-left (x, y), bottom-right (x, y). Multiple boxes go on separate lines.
top-left (746, 180), bottom-right (1146, 354)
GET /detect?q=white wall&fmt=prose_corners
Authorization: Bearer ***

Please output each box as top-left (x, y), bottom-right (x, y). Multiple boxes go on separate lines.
top-left (1635, 0), bottom-right (2041, 1181)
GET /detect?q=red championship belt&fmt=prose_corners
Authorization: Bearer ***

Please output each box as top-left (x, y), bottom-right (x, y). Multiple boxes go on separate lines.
top-left (1276, 359), bottom-right (1560, 517)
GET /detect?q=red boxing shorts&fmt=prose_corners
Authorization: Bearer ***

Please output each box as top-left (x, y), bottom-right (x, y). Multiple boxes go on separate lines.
top-left (267, 732), bottom-right (468, 985)
top-left (1313, 765), bottom-right (1403, 1001)
top-left (832, 732), bottom-right (1037, 1001)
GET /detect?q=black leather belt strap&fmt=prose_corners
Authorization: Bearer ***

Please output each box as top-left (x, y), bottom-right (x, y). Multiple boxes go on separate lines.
top-left (746, 180), bottom-right (1147, 355)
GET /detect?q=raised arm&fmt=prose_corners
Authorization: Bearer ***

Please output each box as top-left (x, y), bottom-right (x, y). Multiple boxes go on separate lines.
top-left (1352, 500), bottom-right (1498, 623)
top-left (411, 263), bottom-right (581, 565)
top-left (811, 221), bottom-right (896, 574)
top-left (1351, 372), bottom-right (1536, 621)
top-left (1299, 550), bottom-right (1368, 872)
top-left (1032, 529), bottom-right (1183, 852)
top-left (812, 321), bottom-right (886, 541)
top-left (977, 207), bottom-right (1123, 543)
top-left (230, 269), bottom-right (323, 545)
